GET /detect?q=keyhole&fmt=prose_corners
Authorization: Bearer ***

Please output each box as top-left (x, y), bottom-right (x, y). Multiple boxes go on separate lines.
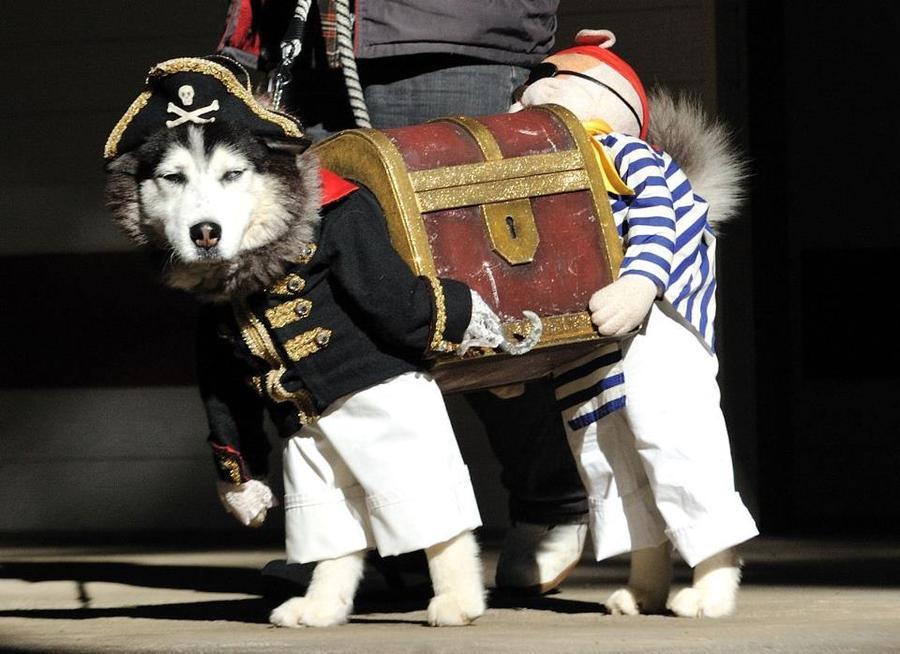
top-left (506, 215), bottom-right (518, 239)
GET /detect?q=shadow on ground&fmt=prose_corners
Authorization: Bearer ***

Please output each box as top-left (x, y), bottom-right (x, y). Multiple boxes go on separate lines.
top-left (0, 598), bottom-right (274, 624)
top-left (1, 542), bottom-right (898, 626)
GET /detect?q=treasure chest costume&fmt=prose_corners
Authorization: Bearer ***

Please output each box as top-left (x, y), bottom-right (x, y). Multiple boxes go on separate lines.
top-left (313, 106), bottom-right (628, 393)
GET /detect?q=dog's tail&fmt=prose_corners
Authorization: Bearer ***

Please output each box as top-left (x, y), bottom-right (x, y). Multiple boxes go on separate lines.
top-left (647, 87), bottom-right (749, 231)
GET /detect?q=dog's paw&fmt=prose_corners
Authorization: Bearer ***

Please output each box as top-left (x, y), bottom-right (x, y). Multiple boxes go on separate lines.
top-left (605, 585), bottom-right (667, 615)
top-left (668, 554), bottom-right (741, 618)
top-left (269, 596), bottom-right (351, 628)
top-left (667, 585), bottom-right (736, 618)
top-left (270, 597), bottom-right (307, 628)
top-left (426, 592), bottom-right (484, 627)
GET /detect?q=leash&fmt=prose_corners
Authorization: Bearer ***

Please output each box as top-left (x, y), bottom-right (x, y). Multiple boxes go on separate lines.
top-left (268, 0), bottom-right (313, 111)
top-left (270, 0), bottom-right (371, 128)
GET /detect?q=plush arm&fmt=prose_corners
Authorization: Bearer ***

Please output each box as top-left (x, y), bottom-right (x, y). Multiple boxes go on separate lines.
top-left (458, 289), bottom-right (506, 353)
top-left (590, 139), bottom-right (677, 335)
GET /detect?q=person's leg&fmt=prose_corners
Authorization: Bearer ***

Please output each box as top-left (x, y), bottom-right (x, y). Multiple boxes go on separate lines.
top-left (467, 379), bottom-right (589, 527)
top-left (360, 54), bottom-right (528, 127)
top-left (466, 380), bottom-right (590, 593)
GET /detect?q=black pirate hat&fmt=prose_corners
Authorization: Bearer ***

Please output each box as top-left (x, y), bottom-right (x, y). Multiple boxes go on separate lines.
top-left (103, 54), bottom-right (309, 160)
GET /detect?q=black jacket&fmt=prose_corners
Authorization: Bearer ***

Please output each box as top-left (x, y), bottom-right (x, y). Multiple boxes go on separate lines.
top-left (197, 186), bottom-right (472, 483)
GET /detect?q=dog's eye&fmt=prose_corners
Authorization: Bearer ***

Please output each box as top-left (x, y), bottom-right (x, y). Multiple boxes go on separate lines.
top-left (221, 169), bottom-right (245, 183)
top-left (159, 172), bottom-right (186, 184)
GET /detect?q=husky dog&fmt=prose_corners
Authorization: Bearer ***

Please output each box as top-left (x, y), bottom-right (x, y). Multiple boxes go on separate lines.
top-left (104, 56), bottom-right (539, 628)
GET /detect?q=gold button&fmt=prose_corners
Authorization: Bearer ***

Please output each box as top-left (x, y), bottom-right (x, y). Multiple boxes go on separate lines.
top-left (315, 331), bottom-right (330, 346)
top-left (295, 302), bottom-right (310, 317)
top-left (287, 276), bottom-right (304, 293)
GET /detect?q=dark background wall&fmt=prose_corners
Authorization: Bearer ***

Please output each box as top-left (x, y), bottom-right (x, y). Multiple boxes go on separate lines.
top-left (744, 2), bottom-right (900, 535)
top-left (1, 1), bottom-right (897, 541)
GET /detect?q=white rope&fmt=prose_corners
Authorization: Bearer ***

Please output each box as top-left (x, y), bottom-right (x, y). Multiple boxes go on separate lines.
top-left (333, 0), bottom-right (371, 127)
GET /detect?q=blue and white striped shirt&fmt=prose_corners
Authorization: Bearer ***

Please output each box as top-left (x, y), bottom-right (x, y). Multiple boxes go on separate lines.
top-left (553, 133), bottom-right (718, 432)
top-left (603, 132), bottom-right (717, 351)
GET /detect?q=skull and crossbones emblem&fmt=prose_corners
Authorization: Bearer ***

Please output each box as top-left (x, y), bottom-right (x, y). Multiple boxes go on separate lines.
top-left (166, 84), bottom-right (220, 128)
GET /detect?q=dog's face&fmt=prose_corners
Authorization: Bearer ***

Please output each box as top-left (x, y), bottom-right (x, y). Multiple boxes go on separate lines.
top-left (107, 121), bottom-right (304, 263)
top-left (136, 124), bottom-right (265, 262)
top-left (106, 119), bottom-right (320, 297)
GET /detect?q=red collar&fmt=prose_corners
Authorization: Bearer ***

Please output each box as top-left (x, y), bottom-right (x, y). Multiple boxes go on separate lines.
top-left (320, 168), bottom-right (358, 206)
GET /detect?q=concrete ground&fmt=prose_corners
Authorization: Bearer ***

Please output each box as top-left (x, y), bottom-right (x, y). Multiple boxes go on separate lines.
top-left (1, 536), bottom-right (899, 653)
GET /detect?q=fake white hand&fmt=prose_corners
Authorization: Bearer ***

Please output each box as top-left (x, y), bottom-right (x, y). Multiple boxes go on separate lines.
top-left (589, 274), bottom-right (658, 336)
top-left (459, 290), bottom-right (506, 355)
top-left (217, 479), bottom-right (277, 528)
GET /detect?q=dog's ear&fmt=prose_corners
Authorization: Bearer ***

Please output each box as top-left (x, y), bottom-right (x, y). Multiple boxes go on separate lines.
top-left (104, 152), bottom-right (147, 245)
top-left (105, 152), bottom-right (139, 176)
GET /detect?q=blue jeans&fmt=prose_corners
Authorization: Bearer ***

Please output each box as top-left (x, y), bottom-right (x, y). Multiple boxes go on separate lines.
top-left (360, 54), bottom-right (529, 126)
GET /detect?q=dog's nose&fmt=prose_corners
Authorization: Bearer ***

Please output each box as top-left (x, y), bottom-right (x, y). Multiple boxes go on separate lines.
top-left (190, 221), bottom-right (221, 249)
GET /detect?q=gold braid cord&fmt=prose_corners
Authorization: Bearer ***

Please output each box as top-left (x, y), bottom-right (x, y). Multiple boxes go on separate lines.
top-left (232, 301), bottom-right (320, 425)
top-left (426, 277), bottom-right (456, 353)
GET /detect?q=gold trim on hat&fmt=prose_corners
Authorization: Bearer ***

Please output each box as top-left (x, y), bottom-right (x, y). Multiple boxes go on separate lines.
top-left (103, 57), bottom-right (303, 159)
top-left (103, 91), bottom-right (153, 160)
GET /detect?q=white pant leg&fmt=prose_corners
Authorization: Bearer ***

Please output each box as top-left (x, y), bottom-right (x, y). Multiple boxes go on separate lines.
top-left (283, 371), bottom-right (482, 564)
top-left (621, 302), bottom-right (758, 567)
top-left (555, 345), bottom-right (668, 561)
top-left (282, 426), bottom-right (375, 564)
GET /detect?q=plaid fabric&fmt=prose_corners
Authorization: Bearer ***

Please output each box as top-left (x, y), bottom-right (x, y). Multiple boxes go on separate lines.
top-left (318, 1), bottom-right (341, 67)
top-left (217, 0), bottom-right (342, 71)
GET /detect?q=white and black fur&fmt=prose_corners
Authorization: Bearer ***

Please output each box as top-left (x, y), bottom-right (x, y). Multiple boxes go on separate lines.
top-left (106, 122), bottom-right (321, 302)
top-left (648, 87), bottom-right (748, 231)
top-left (105, 122), bottom-right (487, 628)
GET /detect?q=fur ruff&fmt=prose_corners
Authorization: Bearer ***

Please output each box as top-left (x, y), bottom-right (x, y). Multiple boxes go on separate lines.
top-left (647, 88), bottom-right (748, 230)
top-left (105, 144), bottom-right (322, 303)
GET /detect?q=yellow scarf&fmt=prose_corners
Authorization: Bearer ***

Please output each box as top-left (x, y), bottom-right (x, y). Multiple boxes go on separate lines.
top-left (582, 119), bottom-right (634, 196)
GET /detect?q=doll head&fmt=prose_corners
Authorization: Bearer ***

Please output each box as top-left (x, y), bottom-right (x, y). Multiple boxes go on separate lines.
top-left (512, 29), bottom-right (649, 139)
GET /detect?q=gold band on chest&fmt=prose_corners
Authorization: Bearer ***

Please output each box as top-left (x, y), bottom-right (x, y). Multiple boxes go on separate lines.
top-left (233, 301), bottom-right (320, 425)
top-left (265, 299), bottom-right (313, 328)
top-left (284, 327), bottom-right (333, 362)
